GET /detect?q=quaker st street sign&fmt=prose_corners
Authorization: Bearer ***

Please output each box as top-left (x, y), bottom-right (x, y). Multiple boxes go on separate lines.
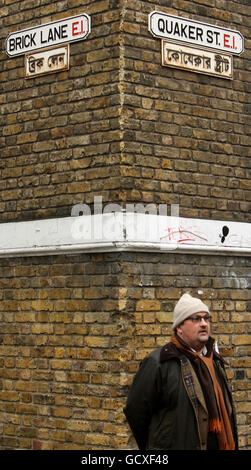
top-left (148, 11), bottom-right (244, 55)
top-left (6, 13), bottom-right (91, 57)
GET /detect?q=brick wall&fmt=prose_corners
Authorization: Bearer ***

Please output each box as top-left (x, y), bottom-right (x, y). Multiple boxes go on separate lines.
top-left (0, 252), bottom-right (250, 449)
top-left (0, 0), bottom-right (123, 222)
top-left (120, 0), bottom-right (250, 220)
top-left (0, 0), bottom-right (250, 451)
top-left (0, 0), bottom-right (250, 222)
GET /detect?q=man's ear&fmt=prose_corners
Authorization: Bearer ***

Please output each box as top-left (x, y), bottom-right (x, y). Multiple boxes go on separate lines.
top-left (176, 324), bottom-right (183, 337)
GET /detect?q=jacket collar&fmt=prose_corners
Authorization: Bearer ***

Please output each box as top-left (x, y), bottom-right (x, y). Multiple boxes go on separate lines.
top-left (160, 336), bottom-right (226, 364)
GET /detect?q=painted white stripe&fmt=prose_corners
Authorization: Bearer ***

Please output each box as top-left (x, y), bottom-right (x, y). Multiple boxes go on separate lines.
top-left (0, 214), bottom-right (250, 257)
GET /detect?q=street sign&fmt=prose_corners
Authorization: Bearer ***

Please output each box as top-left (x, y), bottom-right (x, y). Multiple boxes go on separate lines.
top-left (25, 45), bottom-right (70, 78)
top-left (162, 41), bottom-right (233, 79)
top-left (6, 13), bottom-right (91, 57)
top-left (149, 11), bottom-right (244, 55)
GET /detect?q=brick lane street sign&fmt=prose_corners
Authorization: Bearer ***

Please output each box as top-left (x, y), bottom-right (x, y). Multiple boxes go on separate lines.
top-left (148, 11), bottom-right (244, 55)
top-left (6, 13), bottom-right (91, 57)
top-left (25, 44), bottom-right (70, 79)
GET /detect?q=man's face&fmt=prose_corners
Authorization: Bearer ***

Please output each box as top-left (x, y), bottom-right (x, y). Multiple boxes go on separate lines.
top-left (176, 312), bottom-right (211, 352)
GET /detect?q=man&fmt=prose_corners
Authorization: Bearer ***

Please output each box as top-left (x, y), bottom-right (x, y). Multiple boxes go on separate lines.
top-left (124, 293), bottom-right (238, 450)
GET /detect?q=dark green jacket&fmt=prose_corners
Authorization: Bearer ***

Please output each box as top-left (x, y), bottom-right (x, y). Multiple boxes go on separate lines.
top-left (124, 341), bottom-right (238, 450)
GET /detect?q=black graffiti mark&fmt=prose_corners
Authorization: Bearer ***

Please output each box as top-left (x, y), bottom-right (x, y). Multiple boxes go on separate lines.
top-left (221, 225), bottom-right (229, 243)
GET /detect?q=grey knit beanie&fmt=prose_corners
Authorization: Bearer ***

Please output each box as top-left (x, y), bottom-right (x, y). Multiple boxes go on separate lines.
top-left (173, 293), bottom-right (210, 329)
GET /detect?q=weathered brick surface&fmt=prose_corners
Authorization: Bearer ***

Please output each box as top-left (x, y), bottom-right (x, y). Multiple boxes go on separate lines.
top-left (119, 0), bottom-right (250, 220)
top-left (0, 253), bottom-right (250, 449)
top-left (0, 0), bottom-right (122, 222)
top-left (0, 0), bottom-right (250, 221)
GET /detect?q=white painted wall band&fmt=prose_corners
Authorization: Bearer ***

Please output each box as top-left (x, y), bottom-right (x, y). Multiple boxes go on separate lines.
top-left (0, 214), bottom-right (250, 258)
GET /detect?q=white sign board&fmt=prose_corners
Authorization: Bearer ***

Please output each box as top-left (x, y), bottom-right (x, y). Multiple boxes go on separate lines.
top-left (6, 13), bottom-right (91, 57)
top-left (25, 45), bottom-right (70, 78)
top-left (149, 11), bottom-right (244, 55)
top-left (162, 41), bottom-right (233, 79)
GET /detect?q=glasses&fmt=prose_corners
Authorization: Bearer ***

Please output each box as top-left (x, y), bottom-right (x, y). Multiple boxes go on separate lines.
top-left (188, 314), bottom-right (211, 324)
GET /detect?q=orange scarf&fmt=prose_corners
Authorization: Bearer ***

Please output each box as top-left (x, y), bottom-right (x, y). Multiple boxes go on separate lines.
top-left (171, 335), bottom-right (235, 450)
top-left (200, 354), bottom-right (235, 450)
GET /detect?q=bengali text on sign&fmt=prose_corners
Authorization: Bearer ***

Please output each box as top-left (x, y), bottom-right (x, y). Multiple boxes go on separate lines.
top-left (162, 41), bottom-right (233, 79)
top-left (25, 45), bottom-right (69, 78)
